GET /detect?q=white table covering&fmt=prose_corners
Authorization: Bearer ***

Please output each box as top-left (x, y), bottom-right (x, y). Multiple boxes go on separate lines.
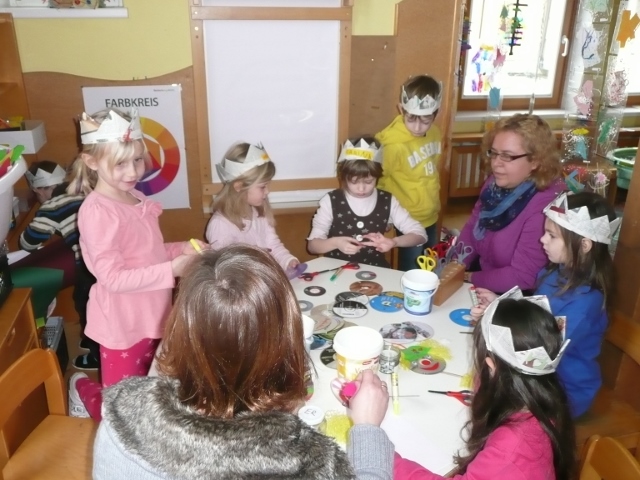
top-left (292, 257), bottom-right (474, 475)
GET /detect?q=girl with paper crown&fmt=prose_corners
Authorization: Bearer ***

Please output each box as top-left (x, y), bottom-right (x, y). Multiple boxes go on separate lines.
top-left (471, 191), bottom-right (619, 418)
top-left (205, 142), bottom-right (299, 274)
top-left (66, 108), bottom-right (204, 420)
top-left (307, 136), bottom-right (426, 267)
top-left (395, 291), bottom-right (576, 479)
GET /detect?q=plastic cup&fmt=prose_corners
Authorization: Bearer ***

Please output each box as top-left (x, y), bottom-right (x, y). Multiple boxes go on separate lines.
top-left (302, 314), bottom-right (315, 353)
top-left (401, 269), bottom-right (439, 315)
top-left (333, 326), bottom-right (383, 380)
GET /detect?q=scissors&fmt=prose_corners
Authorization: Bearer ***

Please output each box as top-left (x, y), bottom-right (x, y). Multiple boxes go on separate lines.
top-left (416, 255), bottom-right (436, 272)
top-left (424, 248), bottom-right (439, 259)
top-left (428, 389), bottom-right (473, 406)
top-left (299, 262), bottom-right (360, 281)
top-left (429, 242), bottom-right (450, 259)
top-left (434, 257), bottom-right (448, 275)
top-left (448, 242), bottom-right (473, 264)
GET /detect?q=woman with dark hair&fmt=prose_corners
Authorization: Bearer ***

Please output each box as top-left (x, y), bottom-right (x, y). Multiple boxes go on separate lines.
top-left (92, 245), bottom-right (394, 479)
top-left (394, 295), bottom-right (577, 479)
top-left (458, 114), bottom-right (566, 293)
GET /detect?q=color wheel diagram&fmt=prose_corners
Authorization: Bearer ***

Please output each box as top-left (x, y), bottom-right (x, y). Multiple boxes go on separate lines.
top-left (136, 117), bottom-right (180, 196)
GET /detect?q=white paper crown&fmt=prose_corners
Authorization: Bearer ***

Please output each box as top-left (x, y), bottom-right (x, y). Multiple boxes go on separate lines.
top-left (481, 287), bottom-right (570, 376)
top-left (543, 192), bottom-right (621, 245)
top-left (25, 164), bottom-right (66, 188)
top-left (80, 109), bottom-right (143, 145)
top-left (337, 138), bottom-right (382, 164)
top-left (215, 143), bottom-right (271, 183)
top-left (401, 84), bottom-right (442, 116)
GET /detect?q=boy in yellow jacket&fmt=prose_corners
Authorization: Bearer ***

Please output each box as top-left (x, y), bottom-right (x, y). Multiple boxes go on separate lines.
top-left (376, 74), bottom-right (442, 271)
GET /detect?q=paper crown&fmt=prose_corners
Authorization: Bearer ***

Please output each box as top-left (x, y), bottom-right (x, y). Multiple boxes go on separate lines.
top-left (25, 164), bottom-right (66, 188)
top-left (337, 139), bottom-right (382, 164)
top-left (481, 287), bottom-right (570, 376)
top-left (215, 143), bottom-right (271, 183)
top-left (543, 192), bottom-right (621, 245)
top-left (401, 84), bottom-right (442, 116)
top-left (80, 109), bottom-right (143, 145)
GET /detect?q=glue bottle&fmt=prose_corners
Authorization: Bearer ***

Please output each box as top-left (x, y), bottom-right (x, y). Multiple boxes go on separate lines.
top-left (298, 405), bottom-right (326, 433)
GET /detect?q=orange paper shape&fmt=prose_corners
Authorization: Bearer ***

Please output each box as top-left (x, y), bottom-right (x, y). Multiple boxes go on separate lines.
top-left (617, 10), bottom-right (640, 48)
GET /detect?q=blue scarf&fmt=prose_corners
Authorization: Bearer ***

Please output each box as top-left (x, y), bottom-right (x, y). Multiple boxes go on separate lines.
top-left (473, 179), bottom-right (537, 240)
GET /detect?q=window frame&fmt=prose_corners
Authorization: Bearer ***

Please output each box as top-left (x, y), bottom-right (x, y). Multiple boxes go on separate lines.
top-left (458, 0), bottom-right (579, 111)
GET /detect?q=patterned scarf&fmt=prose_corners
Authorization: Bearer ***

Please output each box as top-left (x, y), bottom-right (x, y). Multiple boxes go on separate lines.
top-left (473, 179), bottom-right (537, 240)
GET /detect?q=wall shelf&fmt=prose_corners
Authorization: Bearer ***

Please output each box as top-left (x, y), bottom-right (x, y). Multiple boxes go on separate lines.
top-left (0, 7), bottom-right (127, 18)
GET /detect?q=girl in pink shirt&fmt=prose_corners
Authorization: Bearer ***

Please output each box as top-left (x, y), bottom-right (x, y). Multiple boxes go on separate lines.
top-left (66, 108), bottom-right (203, 420)
top-left (393, 294), bottom-right (577, 479)
top-left (205, 142), bottom-right (299, 273)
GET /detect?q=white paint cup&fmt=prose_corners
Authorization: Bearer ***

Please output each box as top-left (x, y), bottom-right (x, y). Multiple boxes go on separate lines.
top-left (401, 269), bottom-right (440, 316)
top-left (333, 326), bottom-right (384, 380)
top-left (302, 314), bottom-right (315, 353)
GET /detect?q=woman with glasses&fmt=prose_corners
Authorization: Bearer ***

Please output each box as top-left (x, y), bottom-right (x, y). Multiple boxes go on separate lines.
top-left (457, 114), bottom-right (565, 293)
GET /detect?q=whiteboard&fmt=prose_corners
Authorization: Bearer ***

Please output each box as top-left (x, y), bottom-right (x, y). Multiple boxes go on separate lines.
top-left (203, 19), bottom-right (341, 182)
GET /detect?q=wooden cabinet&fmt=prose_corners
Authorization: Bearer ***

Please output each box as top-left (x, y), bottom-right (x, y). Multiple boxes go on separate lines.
top-left (0, 13), bottom-right (30, 122)
top-left (0, 288), bottom-right (38, 375)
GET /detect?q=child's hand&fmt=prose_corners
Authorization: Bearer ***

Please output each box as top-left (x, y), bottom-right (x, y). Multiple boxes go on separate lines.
top-left (184, 239), bottom-right (209, 255)
top-left (287, 259), bottom-right (299, 269)
top-left (475, 287), bottom-right (498, 306)
top-left (335, 237), bottom-right (363, 256)
top-left (361, 232), bottom-right (396, 253)
top-left (171, 254), bottom-right (195, 277)
top-left (347, 369), bottom-right (389, 427)
top-left (470, 304), bottom-right (487, 323)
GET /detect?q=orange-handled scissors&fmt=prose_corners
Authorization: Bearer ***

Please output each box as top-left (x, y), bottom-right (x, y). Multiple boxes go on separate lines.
top-left (428, 389), bottom-right (473, 406)
top-left (416, 255), bottom-right (436, 272)
top-left (299, 262), bottom-right (359, 281)
top-left (424, 248), bottom-right (439, 259)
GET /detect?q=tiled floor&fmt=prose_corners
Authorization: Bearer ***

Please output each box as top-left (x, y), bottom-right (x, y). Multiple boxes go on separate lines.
top-left (54, 200), bottom-right (476, 378)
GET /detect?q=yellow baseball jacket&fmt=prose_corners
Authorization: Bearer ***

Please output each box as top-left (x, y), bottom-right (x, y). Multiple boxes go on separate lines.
top-left (376, 115), bottom-right (442, 227)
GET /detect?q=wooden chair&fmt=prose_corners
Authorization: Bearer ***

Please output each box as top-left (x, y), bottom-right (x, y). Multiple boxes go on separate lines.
top-left (0, 349), bottom-right (97, 480)
top-left (576, 312), bottom-right (640, 459)
top-left (580, 435), bottom-right (640, 480)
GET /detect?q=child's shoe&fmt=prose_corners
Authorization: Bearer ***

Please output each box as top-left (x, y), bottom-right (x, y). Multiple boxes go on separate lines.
top-left (78, 338), bottom-right (91, 351)
top-left (73, 353), bottom-right (99, 370)
top-left (68, 372), bottom-right (90, 418)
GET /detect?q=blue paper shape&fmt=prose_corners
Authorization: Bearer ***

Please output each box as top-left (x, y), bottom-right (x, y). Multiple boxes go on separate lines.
top-left (489, 87), bottom-right (501, 109)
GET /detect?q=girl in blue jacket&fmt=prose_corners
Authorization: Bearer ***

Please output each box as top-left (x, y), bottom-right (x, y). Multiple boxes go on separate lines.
top-left (472, 191), bottom-right (619, 417)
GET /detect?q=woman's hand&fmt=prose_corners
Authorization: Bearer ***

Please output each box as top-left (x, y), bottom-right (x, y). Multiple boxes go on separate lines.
top-left (361, 232), bottom-right (396, 253)
top-left (348, 369), bottom-right (389, 427)
top-left (335, 237), bottom-right (364, 255)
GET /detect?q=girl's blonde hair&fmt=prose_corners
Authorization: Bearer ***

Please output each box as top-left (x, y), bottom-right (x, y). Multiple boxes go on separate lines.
top-left (67, 109), bottom-right (149, 195)
top-left (211, 143), bottom-right (276, 230)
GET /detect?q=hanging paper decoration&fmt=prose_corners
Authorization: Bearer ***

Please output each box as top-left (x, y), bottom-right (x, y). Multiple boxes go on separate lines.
top-left (461, 17), bottom-right (472, 52)
top-left (580, 26), bottom-right (603, 68)
top-left (586, 0), bottom-right (610, 13)
top-left (573, 80), bottom-right (595, 116)
top-left (616, 10), bottom-right (640, 47)
top-left (506, 0), bottom-right (527, 55)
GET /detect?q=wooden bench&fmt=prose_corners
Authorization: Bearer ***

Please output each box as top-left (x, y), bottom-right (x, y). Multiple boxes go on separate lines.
top-left (575, 312), bottom-right (640, 459)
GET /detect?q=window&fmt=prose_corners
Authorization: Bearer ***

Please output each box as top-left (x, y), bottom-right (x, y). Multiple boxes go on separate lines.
top-left (614, 0), bottom-right (640, 105)
top-left (460, 0), bottom-right (577, 110)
